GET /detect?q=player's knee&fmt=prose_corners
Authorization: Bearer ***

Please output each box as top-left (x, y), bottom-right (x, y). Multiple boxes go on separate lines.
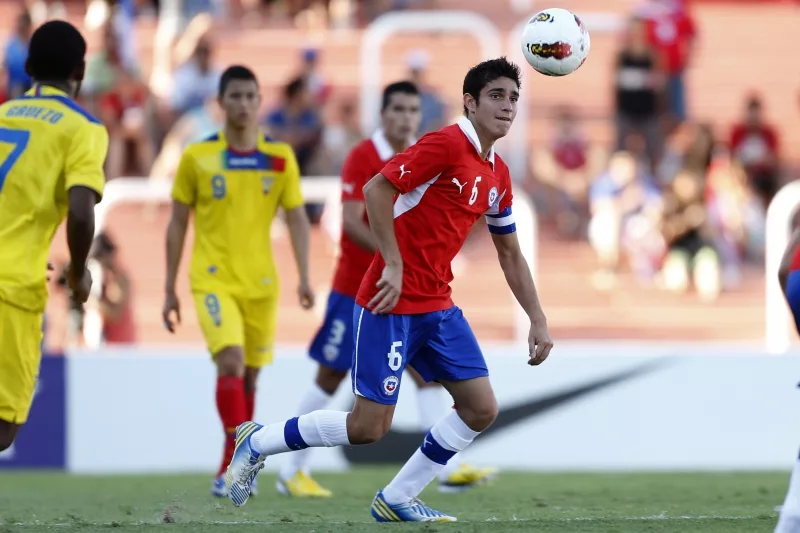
top-left (315, 365), bottom-right (347, 395)
top-left (0, 423), bottom-right (18, 452)
top-left (215, 346), bottom-right (245, 376)
top-left (457, 398), bottom-right (498, 433)
top-left (346, 402), bottom-right (393, 445)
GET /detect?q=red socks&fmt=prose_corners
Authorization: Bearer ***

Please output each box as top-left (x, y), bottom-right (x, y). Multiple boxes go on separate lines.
top-left (215, 376), bottom-right (247, 476)
top-left (245, 388), bottom-right (255, 421)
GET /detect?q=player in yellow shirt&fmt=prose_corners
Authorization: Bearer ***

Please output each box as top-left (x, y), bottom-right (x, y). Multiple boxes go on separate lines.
top-left (0, 21), bottom-right (107, 450)
top-left (162, 65), bottom-right (314, 497)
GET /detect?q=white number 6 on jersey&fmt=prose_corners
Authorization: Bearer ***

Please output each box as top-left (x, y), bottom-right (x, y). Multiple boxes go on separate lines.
top-left (469, 176), bottom-right (482, 206)
top-left (387, 341), bottom-right (403, 371)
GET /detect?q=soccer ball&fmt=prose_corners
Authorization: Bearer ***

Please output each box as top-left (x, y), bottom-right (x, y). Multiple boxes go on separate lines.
top-left (520, 8), bottom-right (591, 77)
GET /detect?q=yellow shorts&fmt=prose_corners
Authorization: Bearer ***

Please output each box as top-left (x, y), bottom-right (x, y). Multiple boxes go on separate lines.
top-left (0, 299), bottom-right (43, 424)
top-left (192, 291), bottom-right (278, 368)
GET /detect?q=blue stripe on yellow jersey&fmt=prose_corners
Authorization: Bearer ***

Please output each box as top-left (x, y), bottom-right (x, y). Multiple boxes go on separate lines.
top-left (0, 85), bottom-right (108, 312)
top-left (172, 130), bottom-right (304, 298)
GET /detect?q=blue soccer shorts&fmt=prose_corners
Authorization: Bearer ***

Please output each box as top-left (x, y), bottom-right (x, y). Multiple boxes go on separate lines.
top-left (308, 291), bottom-right (357, 372)
top-left (351, 304), bottom-right (489, 405)
top-left (786, 271), bottom-right (800, 335)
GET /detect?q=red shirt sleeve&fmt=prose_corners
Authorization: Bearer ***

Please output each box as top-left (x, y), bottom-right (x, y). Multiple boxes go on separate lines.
top-left (380, 131), bottom-right (452, 194)
top-left (340, 145), bottom-right (372, 202)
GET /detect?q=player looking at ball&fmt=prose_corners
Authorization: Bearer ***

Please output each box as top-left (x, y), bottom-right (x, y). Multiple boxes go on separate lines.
top-left (278, 80), bottom-right (497, 499)
top-left (162, 65), bottom-right (314, 498)
top-left (224, 57), bottom-right (553, 523)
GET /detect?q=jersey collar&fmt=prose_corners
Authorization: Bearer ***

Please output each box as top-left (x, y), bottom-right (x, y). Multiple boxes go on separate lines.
top-left (457, 116), bottom-right (495, 168)
top-left (26, 84), bottom-right (69, 98)
top-left (371, 129), bottom-right (416, 161)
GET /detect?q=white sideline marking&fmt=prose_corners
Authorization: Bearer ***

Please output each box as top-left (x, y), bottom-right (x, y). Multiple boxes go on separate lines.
top-left (1, 514), bottom-right (772, 528)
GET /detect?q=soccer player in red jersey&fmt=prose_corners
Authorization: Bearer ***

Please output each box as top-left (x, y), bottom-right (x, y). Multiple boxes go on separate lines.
top-left (226, 58), bottom-right (553, 522)
top-left (278, 81), bottom-right (496, 498)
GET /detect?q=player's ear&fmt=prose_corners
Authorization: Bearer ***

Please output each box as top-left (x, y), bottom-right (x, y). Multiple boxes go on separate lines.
top-left (74, 61), bottom-right (86, 82)
top-left (462, 93), bottom-right (477, 116)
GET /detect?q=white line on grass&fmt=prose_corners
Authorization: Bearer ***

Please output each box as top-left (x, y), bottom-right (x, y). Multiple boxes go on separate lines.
top-left (1, 514), bottom-right (774, 528)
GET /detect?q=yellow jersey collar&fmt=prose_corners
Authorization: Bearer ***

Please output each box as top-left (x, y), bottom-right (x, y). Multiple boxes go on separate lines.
top-left (26, 85), bottom-right (70, 98)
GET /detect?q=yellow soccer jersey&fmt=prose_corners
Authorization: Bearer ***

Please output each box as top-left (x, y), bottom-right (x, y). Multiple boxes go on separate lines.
top-left (0, 86), bottom-right (108, 313)
top-left (172, 131), bottom-right (305, 298)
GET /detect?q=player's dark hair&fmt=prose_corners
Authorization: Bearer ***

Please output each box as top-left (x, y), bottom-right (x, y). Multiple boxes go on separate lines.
top-left (25, 20), bottom-right (87, 82)
top-left (381, 81), bottom-right (418, 111)
top-left (284, 77), bottom-right (305, 100)
top-left (462, 57), bottom-right (522, 116)
top-left (218, 65), bottom-right (258, 98)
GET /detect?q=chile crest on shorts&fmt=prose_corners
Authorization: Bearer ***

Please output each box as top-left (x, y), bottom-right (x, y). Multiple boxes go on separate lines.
top-left (382, 375), bottom-right (399, 396)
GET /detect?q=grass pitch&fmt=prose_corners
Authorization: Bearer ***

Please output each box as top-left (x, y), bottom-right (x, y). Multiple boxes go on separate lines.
top-left (0, 468), bottom-right (787, 532)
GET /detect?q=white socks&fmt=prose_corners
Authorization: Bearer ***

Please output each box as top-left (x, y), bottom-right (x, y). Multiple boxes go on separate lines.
top-left (416, 386), bottom-right (449, 430)
top-left (382, 410), bottom-right (479, 505)
top-left (776, 455), bottom-right (800, 533)
top-left (416, 385), bottom-right (462, 481)
top-left (279, 384), bottom-right (333, 480)
top-left (251, 410), bottom-right (350, 456)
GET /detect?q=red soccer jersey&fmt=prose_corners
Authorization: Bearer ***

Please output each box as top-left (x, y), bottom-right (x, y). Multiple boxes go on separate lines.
top-left (356, 118), bottom-right (516, 315)
top-left (331, 130), bottom-right (403, 297)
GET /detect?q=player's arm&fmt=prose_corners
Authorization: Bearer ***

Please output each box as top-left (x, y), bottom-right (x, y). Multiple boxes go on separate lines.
top-left (341, 150), bottom-right (377, 252)
top-left (163, 150), bottom-right (196, 331)
top-left (363, 132), bottom-right (452, 313)
top-left (488, 189), bottom-right (553, 365)
top-left (65, 122), bottom-right (109, 303)
top-left (280, 148), bottom-right (314, 309)
top-left (778, 227), bottom-right (800, 294)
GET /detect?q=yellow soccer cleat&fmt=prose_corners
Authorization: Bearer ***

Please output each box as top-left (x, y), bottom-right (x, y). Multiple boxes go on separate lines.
top-left (276, 470), bottom-right (333, 498)
top-left (438, 464), bottom-right (499, 493)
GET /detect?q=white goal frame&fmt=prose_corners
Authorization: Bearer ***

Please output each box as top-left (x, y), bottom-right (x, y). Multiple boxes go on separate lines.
top-left (85, 177), bottom-right (538, 347)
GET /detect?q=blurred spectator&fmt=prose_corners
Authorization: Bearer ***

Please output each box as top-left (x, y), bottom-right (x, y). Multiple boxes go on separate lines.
top-left (298, 47), bottom-right (331, 105)
top-left (588, 151), bottom-right (664, 289)
top-left (656, 121), bottom-right (695, 185)
top-left (169, 34), bottom-right (221, 119)
top-left (406, 49), bottom-right (447, 135)
top-left (3, 10), bottom-right (33, 99)
top-left (84, 19), bottom-right (141, 97)
top-left (264, 76), bottom-right (325, 222)
top-left (151, 96), bottom-right (224, 179)
top-left (321, 97), bottom-right (362, 174)
top-left (614, 17), bottom-right (663, 168)
top-left (99, 67), bottom-right (154, 179)
top-left (660, 169), bottom-right (720, 301)
top-left (640, 0), bottom-right (697, 122)
top-left (729, 95), bottom-right (780, 208)
top-left (532, 107), bottom-right (594, 238)
top-left (91, 233), bottom-right (137, 344)
top-left (705, 147), bottom-right (765, 289)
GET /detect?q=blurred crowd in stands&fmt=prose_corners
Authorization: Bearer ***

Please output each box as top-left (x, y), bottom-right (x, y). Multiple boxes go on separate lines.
top-left (531, 0), bottom-right (774, 302)
top-left (0, 0), bottom-right (785, 344)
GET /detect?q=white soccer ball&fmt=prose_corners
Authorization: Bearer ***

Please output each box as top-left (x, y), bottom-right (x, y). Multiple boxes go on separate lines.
top-left (520, 8), bottom-right (591, 77)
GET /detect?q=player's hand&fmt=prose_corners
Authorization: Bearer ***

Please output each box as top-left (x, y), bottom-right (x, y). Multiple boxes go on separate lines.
top-left (46, 262), bottom-right (54, 282)
top-left (527, 319), bottom-right (553, 366)
top-left (298, 282), bottom-right (315, 310)
top-left (66, 266), bottom-right (92, 304)
top-left (369, 262), bottom-right (402, 314)
top-left (162, 292), bottom-right (181, 333)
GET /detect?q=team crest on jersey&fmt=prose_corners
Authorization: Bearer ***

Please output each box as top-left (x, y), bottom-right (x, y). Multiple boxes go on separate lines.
top-left (488, 186), bottom-right (498, 207)
top-left (261, 177), bottom-right (274, 194)
top-left (382, 375), bottom-right (399, 396)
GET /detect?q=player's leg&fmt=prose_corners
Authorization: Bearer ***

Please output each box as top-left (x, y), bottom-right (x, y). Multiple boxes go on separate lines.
top-left (407, 367), bottom-right (498, 492)
top-left (240, 294), bottom-right (282, 497)
top-left (277, 292), bottom-right (355, 497)
top-left (375, 307), bottom-right (495, 522)
top-left (193, 292), bottom-right (248, 497)
top-left (0, 301), bottom-right (43, 451)
top-left (776, 273), bottom-right (800, 532)
top-left (225, 304), bottom-right (415, 507)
